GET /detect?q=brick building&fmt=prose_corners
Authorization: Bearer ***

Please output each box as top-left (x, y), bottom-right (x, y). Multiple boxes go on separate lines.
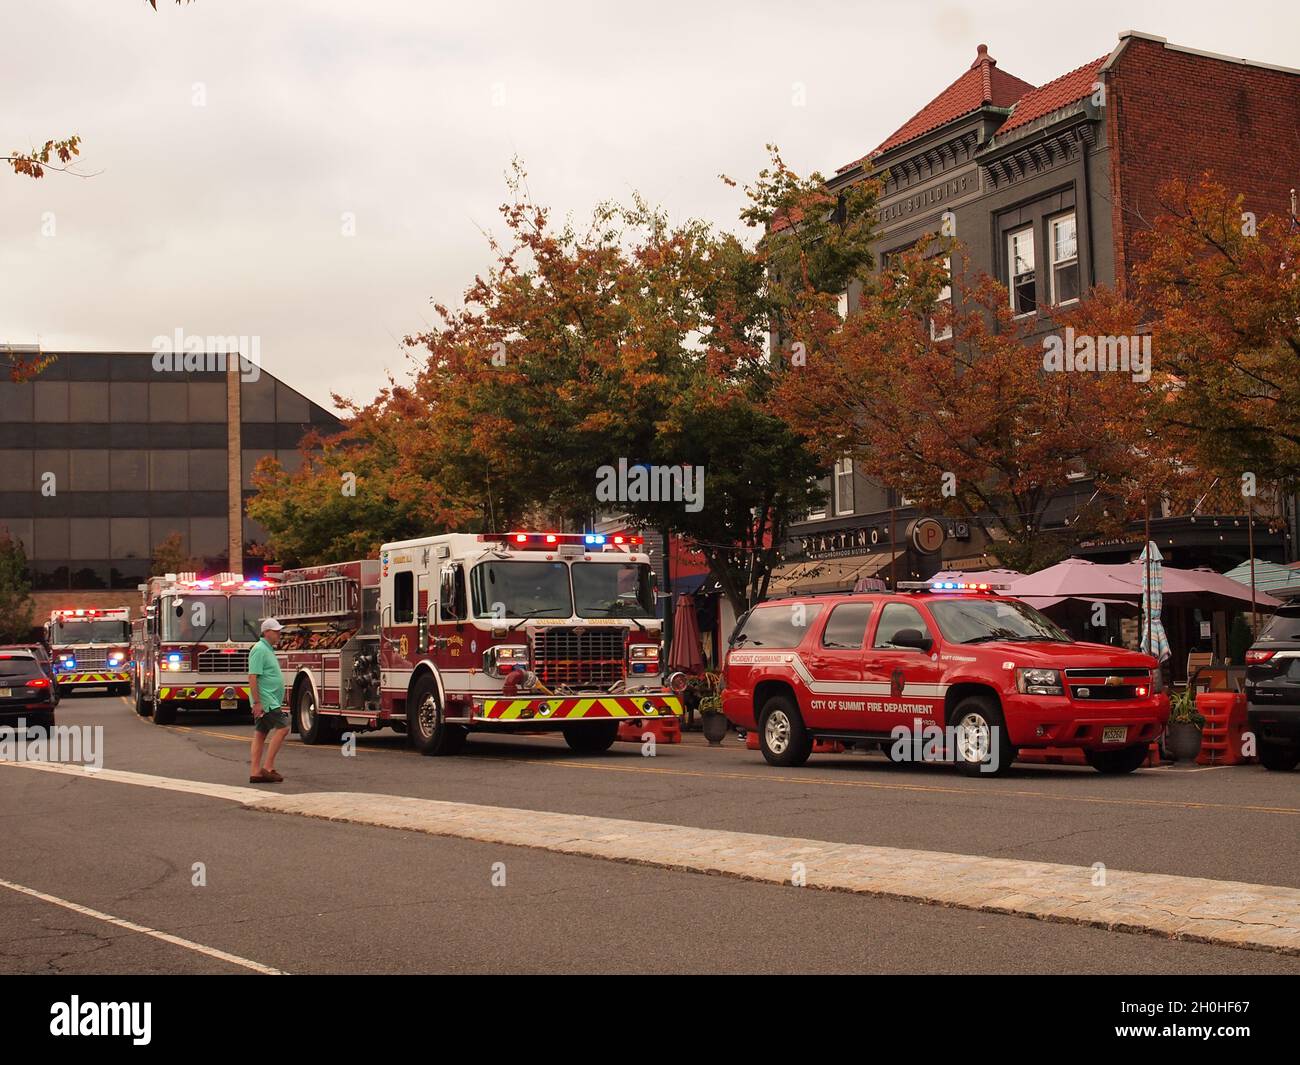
top-left (776, 30), bottom-right (1299, 596)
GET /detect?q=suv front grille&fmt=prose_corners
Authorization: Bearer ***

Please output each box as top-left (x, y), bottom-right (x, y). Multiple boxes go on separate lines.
top-left (198, 649), bottom-right (250, 673)
top-left (532, 628), bottom-right (626, 689)
top-left (1064, 667), bottom-right (1152, 701)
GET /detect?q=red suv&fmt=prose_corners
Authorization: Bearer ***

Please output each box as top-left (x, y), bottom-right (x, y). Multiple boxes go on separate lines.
top-left (722, 582), bottom-right (1169, 776)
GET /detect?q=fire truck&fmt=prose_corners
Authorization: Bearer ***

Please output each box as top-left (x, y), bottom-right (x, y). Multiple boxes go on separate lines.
top-left (45, 608), bottom-right (133, 696)
top-left (265, 531), bottom-right (685, 754)
top-left (132, 572), bottom-right (277, 725)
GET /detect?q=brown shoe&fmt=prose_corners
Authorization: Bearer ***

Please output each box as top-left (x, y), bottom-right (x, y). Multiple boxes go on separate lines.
top-left (249, 772), bottom-right (272, 783)
top-left (262, 769), bottom-right (284, 782)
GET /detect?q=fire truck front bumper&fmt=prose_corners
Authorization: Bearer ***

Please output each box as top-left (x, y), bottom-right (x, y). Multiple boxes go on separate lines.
top-left (55, 672), bottom-right (130, 687)
top-left (475, 694), bottom-right (683, 723)
top-left (158, 684), bottom-right (252, 709)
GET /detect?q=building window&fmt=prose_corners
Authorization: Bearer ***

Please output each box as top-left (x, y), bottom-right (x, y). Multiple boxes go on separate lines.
top-left (807, 474), bottom-right (830, 521)
top-left (836, 290), bottom-right (849, 320)
top-left (1050, 213), bottom-right (1079, 305)
top-left (1007, 226), bottom-right (1036, 316)
top-left (930, 255), bottom-right (952, 341)
top-left (834, 458), bottom-right (854, 516)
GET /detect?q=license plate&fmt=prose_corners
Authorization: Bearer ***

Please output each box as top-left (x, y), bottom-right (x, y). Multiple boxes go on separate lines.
top-left (0, 688), bottom-right (9, 699)
top-left (1102, 726), bottom-right (1128, 744)
top-left (220, 699), bottom-right (238, 710)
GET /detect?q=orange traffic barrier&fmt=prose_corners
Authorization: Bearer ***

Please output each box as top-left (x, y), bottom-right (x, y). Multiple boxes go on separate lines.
top-left (616, 718), bottom-right (681, 744)
top-left (1195, 691), bottom-right (1253, 766)
top-left (741, 731), bottom-right (843, 754)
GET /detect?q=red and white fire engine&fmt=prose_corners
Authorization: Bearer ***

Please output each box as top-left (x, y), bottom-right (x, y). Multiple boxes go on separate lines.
top-left (45, 608), bottom-right (133, 696)
top-left (265, 531), bottom-right (685, 754)
top-left (132, 572), bottom-right (277, 725)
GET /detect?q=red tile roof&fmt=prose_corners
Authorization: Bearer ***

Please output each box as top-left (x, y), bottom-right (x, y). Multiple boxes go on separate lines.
top-left (840, 45), bottom-right (1035, 171)
top-left (997, 55), bottom-right (1107, 134)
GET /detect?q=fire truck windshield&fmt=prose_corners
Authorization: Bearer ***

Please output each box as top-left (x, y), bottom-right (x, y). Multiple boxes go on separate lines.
top-left (228, 596), bottom-right (266, 642)
top-left (471, 561), bottom-right (572, 620)
top-left (572, 562), bottom-right (655, 619)
top-left (161, 595), bottom-right (229, 642)
top-left (52, 620), bottom-right (130, 645)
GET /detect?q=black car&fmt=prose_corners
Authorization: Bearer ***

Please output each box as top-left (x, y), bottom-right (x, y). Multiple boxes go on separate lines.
top-left (1245, 604), bottom-right (1300, 771)
top-left (0, 651), bottom-right (58, 730)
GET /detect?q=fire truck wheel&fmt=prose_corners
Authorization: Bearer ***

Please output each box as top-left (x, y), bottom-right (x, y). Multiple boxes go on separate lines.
top-left (295, 683), bottom-right (340, 745)
top-left (132, 679), bottom-right (151, 718)
top-left (950, 695), bottom-right (1013, 777)
top-left (408, 676), bottom-right (465, 756)
top-left (153, 699), bottom-right (178, 726)
top-left (561, 721), bottom-right (619, 753)
top-left (758, 695), bottom-right (812, 767)
top-left (1084, 743), bottom-right (1151, 774)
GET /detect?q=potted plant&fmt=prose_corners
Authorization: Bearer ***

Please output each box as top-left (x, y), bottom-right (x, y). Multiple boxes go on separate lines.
top-left (1165, 688), bottom-right (1205, 762)
top-left (698, 693), bottom-right (728, 745)
top-left (683, 672), bottom-right (721, 732)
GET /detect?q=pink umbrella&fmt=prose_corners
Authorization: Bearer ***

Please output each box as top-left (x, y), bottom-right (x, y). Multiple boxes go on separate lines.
top-left (668, 594), bottom-right (705, 674)
top-left (1094, 562), bottom-right (1281, 610)
top-left (1006, 558), bottom-right (1143, 600)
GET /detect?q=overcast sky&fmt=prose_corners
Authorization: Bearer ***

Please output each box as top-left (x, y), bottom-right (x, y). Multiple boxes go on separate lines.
top-left (4, 0), bottom-right (1297, 413)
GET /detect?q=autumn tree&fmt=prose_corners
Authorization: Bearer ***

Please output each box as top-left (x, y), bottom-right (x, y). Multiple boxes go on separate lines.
top-left (1130, 176), bottom-right (1300, 497)
top-left (773, 243), bottom-right (1185, 572)
top-left (150, 531), bottom-right (203, 576)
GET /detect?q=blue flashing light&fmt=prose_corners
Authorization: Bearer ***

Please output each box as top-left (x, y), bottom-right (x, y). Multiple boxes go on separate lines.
top-left (584, 534), bottom-right (607, 546)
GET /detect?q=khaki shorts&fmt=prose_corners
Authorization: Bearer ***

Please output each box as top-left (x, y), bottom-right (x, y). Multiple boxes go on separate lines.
top-left (254, 708), bottom-right (289, 734)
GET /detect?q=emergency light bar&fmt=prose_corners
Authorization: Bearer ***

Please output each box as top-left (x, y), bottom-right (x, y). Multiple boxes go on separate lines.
top-left (480, 532), bottom-right (645, 548)
top-left (897, 581), bottom-right (1009, 593)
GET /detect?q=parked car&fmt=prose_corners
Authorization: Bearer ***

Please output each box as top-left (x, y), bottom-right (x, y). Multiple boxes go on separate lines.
top-left (722, 581), bottom-right (1169, 776)
top-left (0, 644), bottom-right (57, 686)
top-left (1245, 604), bottom-right (1300, 771)
top-left (0, 649), bottom-right (59, 730)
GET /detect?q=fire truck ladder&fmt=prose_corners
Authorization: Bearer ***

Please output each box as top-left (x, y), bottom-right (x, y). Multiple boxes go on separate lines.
top-left (266, 577), bottom-right (354, 621)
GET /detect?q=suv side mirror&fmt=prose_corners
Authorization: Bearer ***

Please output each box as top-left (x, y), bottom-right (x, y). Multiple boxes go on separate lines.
top-left (892, 627), bottom-right (933, 653)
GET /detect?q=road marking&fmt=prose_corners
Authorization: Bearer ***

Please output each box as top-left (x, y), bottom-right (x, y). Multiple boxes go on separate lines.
top-left (0, 875), bottom-right (285, 975)
top-left (147, 719), bottom-right (1300, 817)
top-left (5, 760), bottom-right (1300, 955)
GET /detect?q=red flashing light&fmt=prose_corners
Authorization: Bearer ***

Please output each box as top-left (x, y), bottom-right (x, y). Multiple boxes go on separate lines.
top-left (514, 533), bottom-right (529, 544)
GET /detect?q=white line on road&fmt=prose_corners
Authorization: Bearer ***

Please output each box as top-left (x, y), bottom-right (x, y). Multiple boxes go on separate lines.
top-left (7, 759), bottom-right (1300, 955)
top-left (0, 876), bottom-right (285, 975)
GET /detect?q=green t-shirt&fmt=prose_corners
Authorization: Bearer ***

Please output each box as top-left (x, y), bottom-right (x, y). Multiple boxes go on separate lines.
top-left (248, 637), bottom-right (285, 711)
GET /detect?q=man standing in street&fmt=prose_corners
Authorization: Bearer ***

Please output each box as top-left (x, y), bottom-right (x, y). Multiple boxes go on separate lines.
top-left (249, 617), bottom-right (288, 783)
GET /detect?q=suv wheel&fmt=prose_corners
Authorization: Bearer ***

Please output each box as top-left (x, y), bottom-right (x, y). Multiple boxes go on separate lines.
top-left (950, 695), bottom-right (1013, 777)
top-left (1085, 743), bottom-right (1149, 774)
top-left (758, 695), bottom-right (812, 767)
top-left (1258, 743), bottom-right (1300, 772)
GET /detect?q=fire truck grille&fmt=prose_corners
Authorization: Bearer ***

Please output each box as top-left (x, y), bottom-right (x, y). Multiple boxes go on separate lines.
top-left (198, 649), bottom-right (250, 673)
top-left (71, 649), bottom-right (108, 669)
top-left (533, 628), bottom-right (626, 689)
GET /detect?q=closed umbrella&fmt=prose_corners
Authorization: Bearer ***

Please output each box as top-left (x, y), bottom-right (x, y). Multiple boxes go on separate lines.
top-left (1139, 542), bottom-right (1171, 662)
top-left (668, 594), bottom-right (704, 675)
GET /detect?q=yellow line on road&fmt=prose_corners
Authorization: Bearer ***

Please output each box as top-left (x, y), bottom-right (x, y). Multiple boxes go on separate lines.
top-left (143, 716), bottom-right (1300, 818)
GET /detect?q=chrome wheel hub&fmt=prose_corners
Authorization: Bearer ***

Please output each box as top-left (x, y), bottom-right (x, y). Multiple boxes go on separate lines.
top-left (765, 710), bottom-right (791, 755)
top-left (956, 712), bottom-right (991, 763)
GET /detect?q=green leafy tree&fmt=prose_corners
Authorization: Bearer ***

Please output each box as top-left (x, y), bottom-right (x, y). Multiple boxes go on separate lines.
top-left (0, 530), bottom-right (36, 642)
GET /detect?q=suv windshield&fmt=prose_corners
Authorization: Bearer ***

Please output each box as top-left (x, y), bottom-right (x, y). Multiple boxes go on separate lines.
top-left (927, 597), bottom-right (1070, 644)
top-left (571, 562), bottom-right (655, 619)
top-left (471, 562), bottom-right (572, 620)
top-left (1258, 606), bottom-right (1300, 642)
top-left (52, 620), bottom-right (129, 645)
top-left (161, 595), bottom-right (229, 642)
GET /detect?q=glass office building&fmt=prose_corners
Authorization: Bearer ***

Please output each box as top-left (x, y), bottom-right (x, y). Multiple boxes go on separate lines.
top-left (0, 352), bottom-right (339, 592)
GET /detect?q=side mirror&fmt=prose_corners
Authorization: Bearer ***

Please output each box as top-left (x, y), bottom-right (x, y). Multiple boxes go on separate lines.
top-left (892, 628), bottom-right (933, 653)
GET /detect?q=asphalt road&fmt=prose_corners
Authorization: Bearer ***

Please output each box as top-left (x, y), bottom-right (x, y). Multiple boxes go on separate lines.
top-left (2, 692), bottom-right (1298, 974)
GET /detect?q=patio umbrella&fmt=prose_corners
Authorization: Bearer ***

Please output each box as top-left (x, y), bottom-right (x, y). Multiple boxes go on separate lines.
top-left (1006, 558), bottom-right (1141, 600)
top-left (1096, 561), bottom-right (1281, 611)
top-left (1138, 542), bottom-right (1171, 662)
top-left (668, 594), bottom-right (705, 675)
